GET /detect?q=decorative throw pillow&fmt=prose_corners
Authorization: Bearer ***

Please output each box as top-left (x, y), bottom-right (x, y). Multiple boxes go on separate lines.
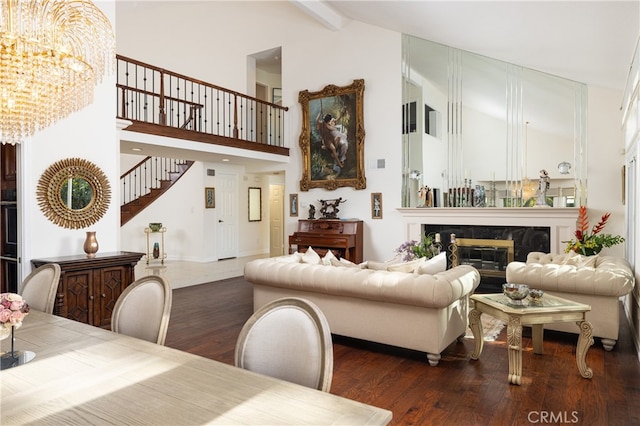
top-left (366, 255), bottom-right (402, 270)
top-left (577, 254), bottom-right (598, 268)
top-left (561, 251), bottom-right (580, 266)
top-left (322, 250), bottom-right (338, 266)
top-left (329, 257), bottom-right (362, 268)
top-left (275, 253), bottom-right (301, 263)
top-left (300, 247), bottom-right (321, 264)
top-left (416, 252), bottom-right (447, 275)
top-left (387, 257), bottom-right (426, 273)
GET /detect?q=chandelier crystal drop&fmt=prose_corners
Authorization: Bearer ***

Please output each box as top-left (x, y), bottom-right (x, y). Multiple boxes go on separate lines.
top-left (0, 0), bottom-right (115, 145)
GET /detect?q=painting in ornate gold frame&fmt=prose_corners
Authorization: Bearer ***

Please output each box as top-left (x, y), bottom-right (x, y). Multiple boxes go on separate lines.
top-left (298, 79), bottom-right (366, 191)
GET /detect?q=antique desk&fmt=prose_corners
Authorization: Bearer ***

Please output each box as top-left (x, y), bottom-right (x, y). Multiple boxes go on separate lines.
top-left (469, 293), bottom-right (593, 385)
top-left (0, 310), bottom-right (392, 425)
top-left (289, 219), bottom-right (363, 263)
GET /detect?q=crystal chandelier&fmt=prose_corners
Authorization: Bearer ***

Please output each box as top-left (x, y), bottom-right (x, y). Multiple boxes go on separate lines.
top-left (0, 0), bottom-right (115, 145)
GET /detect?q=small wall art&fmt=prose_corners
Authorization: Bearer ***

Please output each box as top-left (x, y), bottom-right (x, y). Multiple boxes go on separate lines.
top-left (205, 187), bottom-right (215, 208)
top-left (290, 193), bottom-right (298, 217)
top-left (371, 192), bottom-right (382, 219)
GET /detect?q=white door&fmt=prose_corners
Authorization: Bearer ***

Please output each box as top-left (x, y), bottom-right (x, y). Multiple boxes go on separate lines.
top-left (217, 172), bottom-right (239, 259)
top-left (269, 184), bottom-right (284, 257)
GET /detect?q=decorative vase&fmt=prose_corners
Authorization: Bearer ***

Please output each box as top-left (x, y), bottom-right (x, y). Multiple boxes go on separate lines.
top-left (153, 242), bottom-right (160, 259)
top-left (83, 231), bottom-right (99, 258)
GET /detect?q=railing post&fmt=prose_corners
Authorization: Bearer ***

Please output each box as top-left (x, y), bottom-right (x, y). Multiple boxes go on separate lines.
top-left (233, 95), bottom-right (239, 139)
top-left (159, 71), bottom-right (166, 126)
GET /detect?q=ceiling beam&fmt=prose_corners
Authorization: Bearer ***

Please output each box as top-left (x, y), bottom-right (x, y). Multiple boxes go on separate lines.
top-left (290, 0), bottom-right (345, 31)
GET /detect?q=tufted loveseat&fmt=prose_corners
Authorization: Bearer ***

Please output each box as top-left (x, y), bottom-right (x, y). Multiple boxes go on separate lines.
top-left (244, 254), bottom-right (480, 366)
top-left (506, 251), bottom-right (635, 350)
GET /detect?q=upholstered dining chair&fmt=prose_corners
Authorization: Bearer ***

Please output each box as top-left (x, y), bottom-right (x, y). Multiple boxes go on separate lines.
top-left (111, 275), bottom-right (172, 345)
top-left (234, 297), bottom-right (334, 392)
top-left (19, 263), bottom-right (61, 314)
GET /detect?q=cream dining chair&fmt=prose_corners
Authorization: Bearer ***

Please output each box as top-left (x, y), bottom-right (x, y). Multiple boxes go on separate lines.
top-left (234, 297), bottom-right (334, 392)
top-left (111, 275), bottom-right (172, 345)
top-left (19, 263), bottom-right (61, 314)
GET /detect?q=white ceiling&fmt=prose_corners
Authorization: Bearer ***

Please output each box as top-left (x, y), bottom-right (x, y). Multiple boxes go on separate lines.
top-left (317, 0), bottom-right (639, 91)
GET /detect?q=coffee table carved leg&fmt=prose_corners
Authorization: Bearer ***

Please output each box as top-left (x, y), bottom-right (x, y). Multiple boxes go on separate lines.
top-left (469, 309), bottom-right (483, 360)
top-left (507, 315), bottom-right (523, 385)
top-left (576, 320), bottom-right (594, 379)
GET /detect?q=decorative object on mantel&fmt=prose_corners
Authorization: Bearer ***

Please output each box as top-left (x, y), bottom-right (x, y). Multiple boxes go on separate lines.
top-left (149, 223), bottom-right (163, 232)
top-left (564, 206), bottom-right (625, 256)
top-left (0, 0), bottom-right (115, 145)
top-left (0, 293), bottom-right (34, 370)
top-left (395, 233), bottom-right (440, 262)
top-left (308, 204), bottom-right (316, 220)
top-left (535, 169), bottom-right (551, 207)
top-left (318, 197), bottom-right (346, 219)
top-left (83, 231), bottom-right (99, 258)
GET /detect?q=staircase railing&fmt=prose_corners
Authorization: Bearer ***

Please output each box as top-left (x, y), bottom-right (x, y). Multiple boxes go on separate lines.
top-left (116, 55), bottom-right (288, 147)
top-left (121, 156), bottom-right (191, 206)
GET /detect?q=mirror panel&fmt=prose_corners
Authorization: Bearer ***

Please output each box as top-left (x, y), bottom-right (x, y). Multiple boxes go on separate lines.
top-left (36, 158), bottom-right (111, 229)
top-left (248, 187), bottom-right (262, 222)
top-left (402, 35), bottom-right (586, 208)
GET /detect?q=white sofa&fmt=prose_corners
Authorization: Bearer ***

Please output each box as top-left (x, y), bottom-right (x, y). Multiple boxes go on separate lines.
top-left (506, 252), bottom-right (635, 350)
top-left (244, 256), bottom-right (480, 366)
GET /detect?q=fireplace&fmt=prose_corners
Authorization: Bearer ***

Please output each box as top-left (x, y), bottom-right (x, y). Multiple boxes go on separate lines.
top-left (423, 224), bottom-right (550, 262)
top-left (398, 207), bottom-right (577, 292)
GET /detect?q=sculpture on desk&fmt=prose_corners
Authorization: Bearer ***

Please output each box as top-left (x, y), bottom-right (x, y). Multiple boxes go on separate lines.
top-left (319, 197), bottom-right (346, 219)
top-left (308, 204), bottom-right (316, 220)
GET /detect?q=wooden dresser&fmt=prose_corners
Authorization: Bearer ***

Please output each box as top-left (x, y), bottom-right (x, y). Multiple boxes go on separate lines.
top-left (289, 219), bottom-right (363, 263)
top-left (31, 251), bottom-right (144, 328)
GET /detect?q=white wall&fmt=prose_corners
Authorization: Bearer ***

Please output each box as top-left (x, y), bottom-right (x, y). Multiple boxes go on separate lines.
top-left (114, 0), bottom-right (630, 264)
top-left (116, 1), bottom-right (403, 262)
top-left (18, 1), bottom-right (117, 279)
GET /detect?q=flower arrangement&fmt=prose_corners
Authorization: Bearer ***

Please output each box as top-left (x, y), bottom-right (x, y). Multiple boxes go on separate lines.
top-left (395, 233), bottom-right (440, 262)
top-left (0, 293), bottom-right (29, 340)
top-left (564, 206), bottom-right (625, 256)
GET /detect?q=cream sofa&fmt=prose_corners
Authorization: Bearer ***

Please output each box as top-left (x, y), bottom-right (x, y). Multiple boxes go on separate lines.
top-left (506, 252), bottom-right (635, 350)
top-left (244, 256), bottom-right (480, 366)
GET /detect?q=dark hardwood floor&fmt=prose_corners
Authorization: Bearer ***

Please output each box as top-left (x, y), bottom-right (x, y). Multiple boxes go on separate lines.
top-left (165, 277), bottom-right (640, 426)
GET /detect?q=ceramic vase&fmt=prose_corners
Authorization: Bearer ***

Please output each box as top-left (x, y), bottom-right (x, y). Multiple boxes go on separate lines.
top-left (83, 231), bottom-right (99, 258)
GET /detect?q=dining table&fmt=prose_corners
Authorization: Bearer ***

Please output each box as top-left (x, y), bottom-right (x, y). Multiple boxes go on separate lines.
top-left (0, 310), bottom-right (392, 425)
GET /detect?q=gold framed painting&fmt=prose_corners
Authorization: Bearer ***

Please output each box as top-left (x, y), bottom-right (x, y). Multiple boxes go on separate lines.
top-left (298, 79), bottom-right (366, 191)
top-left (371, 192), bottom-right (382, 219)
top-left (205, 187), bottom-right (215, 208)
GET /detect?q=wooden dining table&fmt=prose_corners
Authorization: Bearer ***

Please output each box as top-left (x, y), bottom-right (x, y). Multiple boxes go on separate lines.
top-left (0, 310), bottom-right (392, 425)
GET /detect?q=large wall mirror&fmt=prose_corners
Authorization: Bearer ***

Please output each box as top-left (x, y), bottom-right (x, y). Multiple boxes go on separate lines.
top-left (401, 35), bottom-right (587, 208)
top-left (248, 187), bottom-right (262, 222)
top-left (36, 158), bottom-right (111, 229)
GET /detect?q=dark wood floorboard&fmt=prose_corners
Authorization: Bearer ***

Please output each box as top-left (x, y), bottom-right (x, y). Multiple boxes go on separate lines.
top-left (165, 276), bottom-right (640, 426)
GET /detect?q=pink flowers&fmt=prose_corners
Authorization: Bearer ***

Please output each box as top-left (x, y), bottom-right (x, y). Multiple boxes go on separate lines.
top-left (0, 293), bottom-right (29, 333)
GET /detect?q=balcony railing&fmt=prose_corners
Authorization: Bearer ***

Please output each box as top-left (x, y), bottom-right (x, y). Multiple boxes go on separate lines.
top-left (116, 55), bottom-right (288, 147)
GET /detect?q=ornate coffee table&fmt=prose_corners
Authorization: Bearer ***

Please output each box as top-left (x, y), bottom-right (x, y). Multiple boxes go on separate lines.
top-left (469, 292), bottom-right (594, 385)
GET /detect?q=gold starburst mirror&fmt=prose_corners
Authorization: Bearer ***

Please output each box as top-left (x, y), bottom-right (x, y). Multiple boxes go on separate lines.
top-left (37, 158), bottom-right (111, 229)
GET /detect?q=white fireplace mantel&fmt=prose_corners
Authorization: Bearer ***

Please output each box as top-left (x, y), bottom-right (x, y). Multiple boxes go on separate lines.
top-left (397, 207), bottom-right (579, 254)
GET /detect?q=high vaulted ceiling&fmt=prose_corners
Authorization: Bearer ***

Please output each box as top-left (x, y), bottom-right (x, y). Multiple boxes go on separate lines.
top-left (297, 0), bottom-right (639, 92)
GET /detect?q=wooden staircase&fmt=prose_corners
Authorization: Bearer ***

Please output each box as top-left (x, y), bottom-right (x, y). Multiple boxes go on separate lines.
top-left (121, 157), bottom-right (195, 225)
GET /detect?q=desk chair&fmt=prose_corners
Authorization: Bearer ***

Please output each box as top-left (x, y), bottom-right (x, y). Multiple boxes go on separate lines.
top-left (19, 263), bottom-right (61, 314)
top-left (111, 275), bottom-right (172, 345)
top-left (235, 297), bottom-right (333, 392)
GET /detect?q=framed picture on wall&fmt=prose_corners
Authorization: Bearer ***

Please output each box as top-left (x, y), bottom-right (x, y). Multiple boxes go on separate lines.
top-left (290, 193), bottom-right (298, 217)
top-left (298, 79), bottom-right (366, 191)
top-left (205, 187), bottom-right (215, 208)
top-left (371, 192), bottom-right (382, 219)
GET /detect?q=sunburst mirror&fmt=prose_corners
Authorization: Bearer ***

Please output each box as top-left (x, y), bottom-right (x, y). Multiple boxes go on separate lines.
top-left (36, 158), bottom-right (111, 229)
